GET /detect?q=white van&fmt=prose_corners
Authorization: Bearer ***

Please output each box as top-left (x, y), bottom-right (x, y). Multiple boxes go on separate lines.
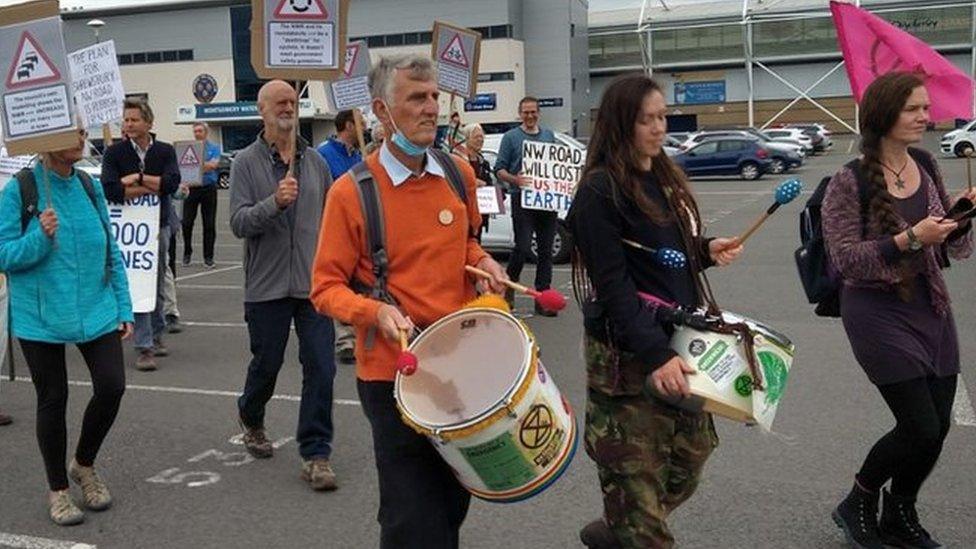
top-left (941, 120), bottom-right (976, 157)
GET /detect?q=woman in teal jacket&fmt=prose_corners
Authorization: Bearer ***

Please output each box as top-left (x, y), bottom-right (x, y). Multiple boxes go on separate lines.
top-left (0, 130), bottom-right (133, 526)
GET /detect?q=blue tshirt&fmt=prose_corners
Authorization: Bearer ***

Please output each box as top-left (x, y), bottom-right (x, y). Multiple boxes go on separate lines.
top-left (317, 137), bottom-right (362, 178)
top-left (494, 126), bottom-right (556, 194)
top-left (202, 141), bottom-right (221, 187)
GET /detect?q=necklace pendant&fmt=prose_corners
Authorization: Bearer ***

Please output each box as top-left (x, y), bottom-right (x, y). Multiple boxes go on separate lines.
top-left (895, 177), bottom-right (906, 190)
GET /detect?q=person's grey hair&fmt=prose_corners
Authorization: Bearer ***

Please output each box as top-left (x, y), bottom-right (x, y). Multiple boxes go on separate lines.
top-left (461, 123), bottom-right (483, 141)
top-left (368, 54), bottom-right (436, 105)
top-left (192, 122), bottom-right (209, 132)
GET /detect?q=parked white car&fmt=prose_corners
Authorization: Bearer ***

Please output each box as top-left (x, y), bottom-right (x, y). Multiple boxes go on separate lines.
top-left (940, 119), bottom-right (976, 157)
top-left (478, 131), bottom-right (584, 264)
top-left (762, 128), bottom-right (814, 152)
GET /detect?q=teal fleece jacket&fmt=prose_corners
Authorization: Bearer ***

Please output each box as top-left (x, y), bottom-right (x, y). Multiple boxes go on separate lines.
top-left (0, 164), bottom-right (134, 343)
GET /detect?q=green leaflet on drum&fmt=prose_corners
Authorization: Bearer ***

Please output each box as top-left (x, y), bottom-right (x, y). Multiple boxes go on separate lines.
top-left (758, 351), bottom-right (788, 405)
top-left (458, 432), bottom-right (537, 491)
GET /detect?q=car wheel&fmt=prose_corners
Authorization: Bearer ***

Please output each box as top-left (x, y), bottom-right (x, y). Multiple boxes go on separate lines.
top-left (740, 161), bottom-right (760, 180)
top-left (769, 158), bottom-right (785, 175)
top-left (218, 172), bottom-right (230, 189)
top-left (955, 142), bottom-right (974, 158)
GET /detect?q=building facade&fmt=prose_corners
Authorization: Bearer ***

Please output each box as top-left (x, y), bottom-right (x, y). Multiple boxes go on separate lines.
top-left (57, 0), bottom-right (590, 150)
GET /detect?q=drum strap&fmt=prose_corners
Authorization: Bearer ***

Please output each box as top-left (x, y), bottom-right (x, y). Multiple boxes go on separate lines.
top-left (349, 153), bottom-right (469, 350)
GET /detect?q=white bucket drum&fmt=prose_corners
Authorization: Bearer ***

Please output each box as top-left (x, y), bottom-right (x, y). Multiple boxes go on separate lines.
top-left (395, 308), bottom-right (578, 503)
top-left (665, 311), bottom-right (794, 431)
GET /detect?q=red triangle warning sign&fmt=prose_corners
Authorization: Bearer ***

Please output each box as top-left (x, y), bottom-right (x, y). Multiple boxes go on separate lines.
top-left (180, 145), bottom-right (201, 166)
top-left (440, 34), bottom-right (469, 68)
top-left (5, 31), bottom-right (62, 90)
top-left (342, 43), bottom-right (360, 77)
top-left (273, 0), bottom-right (329, 20)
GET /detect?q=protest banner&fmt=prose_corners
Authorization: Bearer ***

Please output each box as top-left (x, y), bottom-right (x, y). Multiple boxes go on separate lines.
top-left (431, 21), bottom-right (481, 99)
top-left (175, 140), bottom-right (205, 187)
top-left (108, 194), bottom-right (161, 313)
top-left (476, 186), bottom-right (504, 215)
top-left (250, 0), bottom-right (349, 81)
top-left (328, 39), bottom-right (372, 111)
top-left (0, 145), bottom-right (31, 191)
top-left (0, 0), bottom-right (78, 155)
top-left (67, 40), bottom-right (125, 130)
top-left (520, 141), bottom-right (583, 213)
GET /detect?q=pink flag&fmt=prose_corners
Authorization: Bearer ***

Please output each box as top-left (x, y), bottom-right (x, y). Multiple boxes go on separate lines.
top-left (830, 1), bottom-right (974, 121)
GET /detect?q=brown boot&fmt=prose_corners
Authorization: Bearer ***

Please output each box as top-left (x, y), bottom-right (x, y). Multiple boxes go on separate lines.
top-left (0, 411), bottom-right (12, 426)
top-left (135, 349), bottom-right (157, 371)
top-left (301, 458), bottom-right (338, 491)
top-left (239, 418), bottom-right (273, 459)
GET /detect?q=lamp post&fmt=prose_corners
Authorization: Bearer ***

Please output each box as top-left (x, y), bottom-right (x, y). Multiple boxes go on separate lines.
top-left (85, 19), bottom-right (112, 149)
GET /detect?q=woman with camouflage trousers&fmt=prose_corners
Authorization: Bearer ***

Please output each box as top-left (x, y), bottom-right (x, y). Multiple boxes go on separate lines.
top-left (567, 74), bottom-right (743, 548)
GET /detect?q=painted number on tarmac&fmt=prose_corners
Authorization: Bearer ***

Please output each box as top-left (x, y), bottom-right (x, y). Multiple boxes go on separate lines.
top-left (146, 435), bottom-right (294, 488)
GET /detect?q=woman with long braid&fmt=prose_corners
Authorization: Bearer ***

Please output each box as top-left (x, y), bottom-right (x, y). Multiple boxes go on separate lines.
top-left (567, 74), bottom-right (743, 548)
top-left (823, 72), bottom-right (974, 549)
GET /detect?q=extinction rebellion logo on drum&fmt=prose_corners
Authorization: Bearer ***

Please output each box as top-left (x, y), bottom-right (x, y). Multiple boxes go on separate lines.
top-left (520, 404), bottom-right (564, 468)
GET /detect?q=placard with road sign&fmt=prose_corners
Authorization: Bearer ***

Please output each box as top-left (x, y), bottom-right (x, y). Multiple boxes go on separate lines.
top-left (67, 40), bottom-right (125, 129)
top-left (250, 0), bottom-right (348, 81)
top-left (175, 140), bottom-right (205, 187)
top-left (431, 21), bottom-right (481, 98)
top-left (0, 0), bottom-right (78, 155)
top-left (328, 40), bottom-right (372, 111)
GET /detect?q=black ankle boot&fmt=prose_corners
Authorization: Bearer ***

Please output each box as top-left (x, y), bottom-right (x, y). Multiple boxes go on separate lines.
top-left (879, 489), bottom-right (941, 548)
top-left (579, 518), bottom-right (621, 549)
top-left (832, 484), bottom-right (884, 549)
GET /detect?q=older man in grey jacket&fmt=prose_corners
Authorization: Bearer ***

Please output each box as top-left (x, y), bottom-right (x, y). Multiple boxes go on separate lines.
top-left (229, 79), bottom-right (337, 491)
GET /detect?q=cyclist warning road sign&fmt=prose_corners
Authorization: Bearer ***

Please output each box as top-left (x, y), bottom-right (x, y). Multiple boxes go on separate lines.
top-left (342, 41), bottom-right (360, 77)
top-left (273, 0), bottom-right (328, 20)
top-left (440, 34), bottom-right (469, 68)
top-left (174, 140), bottom-right (204, 187)
top-left (328, 40), bottom-right (371, 110)
top-left (250, 0), bottom-right (348, 81)
top-left (5, 32), bottom-right (61, 89)
top-left (0, 0), bottom-right (78, 155)
top-left (431, 21), bottom-right (481, 98)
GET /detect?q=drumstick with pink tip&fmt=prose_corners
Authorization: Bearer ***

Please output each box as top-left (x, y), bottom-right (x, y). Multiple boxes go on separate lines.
top-left (464, 265), bottom-right (567, 313)
top-left (737, 179), bottom-right (804, 245)
top-left (396, 329), bottom-right (418, 376)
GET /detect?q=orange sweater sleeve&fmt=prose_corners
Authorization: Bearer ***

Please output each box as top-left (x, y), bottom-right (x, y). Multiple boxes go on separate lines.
top-left (453, 154), bottom-right (489, 268)
top-left (310, 174), bottom-right (384, 327)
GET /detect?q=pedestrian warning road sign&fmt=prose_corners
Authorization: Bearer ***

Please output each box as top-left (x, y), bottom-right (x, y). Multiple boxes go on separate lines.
top-left (431, 21), bottom-right (481, 98)
top-left (273, 0), bottom-right (328, 20)
top-left (179, 144), bottom-right (200, 166)
top-left (439, 34), bottom-right (469, 68)
top-left (342, 41), bottom-right (360, 77)
top-left (5, 31), bottom-right (61, 90)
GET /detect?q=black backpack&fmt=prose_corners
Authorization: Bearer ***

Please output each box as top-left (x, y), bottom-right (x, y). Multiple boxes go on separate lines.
top-left (14, 167), bottom-right (113, 284)
top-left (348, 148), bottom-right (468, 348)
top-left (795, 149), bottom-right (938, 317)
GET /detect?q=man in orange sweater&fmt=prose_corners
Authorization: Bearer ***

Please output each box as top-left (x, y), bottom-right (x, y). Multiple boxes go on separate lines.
top-left (310, 54), bottom-right (506, 548)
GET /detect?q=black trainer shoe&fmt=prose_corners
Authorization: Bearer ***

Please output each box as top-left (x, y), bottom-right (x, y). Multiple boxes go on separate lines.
top-left (832, 484), bottom-right (884, 549)
top-left (166, 315), bottom-right (183, 334)
top-left (182, 254), bottom-right (191, 267)
top-left (579, 519), bottom-right (620, 549)
top-left (879, 489), bottom-right (941, 548)
top-left (534, 301), bottom-right (558, 317)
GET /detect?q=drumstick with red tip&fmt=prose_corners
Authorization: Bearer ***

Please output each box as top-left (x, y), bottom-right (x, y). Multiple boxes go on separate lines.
top-left (395, 329), bottom-right (417, 376)
top-left (464, 265), bottom-right (567, 313)
top-left (738, 179), bottom-right (804, 245)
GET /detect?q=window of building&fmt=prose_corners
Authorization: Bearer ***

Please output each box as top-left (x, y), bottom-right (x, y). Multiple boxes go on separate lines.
top-left (147, 51), bottom-right (162, 63)
top-left (178, 49), bottom-right (194, 61)
top-left (386, 34), bottom-right (404, 46)
top-left (477, 72), bottom-right (515, 83)
top-left (404, 32), bottom-right (420, 45)
top-left (132, 52), bottom-right (146, 64)
top-left (367, 35), bottom-right (384, 48)
top-left (118, 53), bottom-right (132, 65)
top-left (420, 31), bottom-right (432, 43)
top-left (162, 50), bottom-right (177, 62)
top-left (117, 49), bottom-right (193, 66)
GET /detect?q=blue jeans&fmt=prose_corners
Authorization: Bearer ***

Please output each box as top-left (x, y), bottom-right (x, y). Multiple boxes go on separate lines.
top-left (134, 227), bottom-right (169, 350)
top-left (238, 298), bottom-right (336, 459)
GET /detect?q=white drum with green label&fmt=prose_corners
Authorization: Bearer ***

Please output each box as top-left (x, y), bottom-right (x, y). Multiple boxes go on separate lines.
top-left (667, 311), bottom-right (793, 431)
top-left (395, 308), bottom-right (578, 502)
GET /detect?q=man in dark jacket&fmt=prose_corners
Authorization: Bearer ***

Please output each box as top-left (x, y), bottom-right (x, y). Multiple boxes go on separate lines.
top-left (100, 99), bottom-right (180, 371)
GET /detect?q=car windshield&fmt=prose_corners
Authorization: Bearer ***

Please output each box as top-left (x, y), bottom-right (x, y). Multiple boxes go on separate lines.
top-left (556, 133), bottom-right (585, 149)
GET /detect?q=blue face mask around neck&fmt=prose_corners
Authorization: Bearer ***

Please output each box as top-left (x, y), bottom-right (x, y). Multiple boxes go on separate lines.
top-left (383, 101), bottom-right (428, 157)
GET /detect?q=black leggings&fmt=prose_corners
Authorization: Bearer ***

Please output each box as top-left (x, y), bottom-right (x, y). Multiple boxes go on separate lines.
top-left (857, 375), bottom-right (957, 498)
top-left (20, 331), bottom-right (126, 491)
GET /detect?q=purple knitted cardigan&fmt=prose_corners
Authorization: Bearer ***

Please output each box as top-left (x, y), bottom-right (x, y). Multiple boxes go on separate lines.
top-left (822, 151), bottom-right (973, 317)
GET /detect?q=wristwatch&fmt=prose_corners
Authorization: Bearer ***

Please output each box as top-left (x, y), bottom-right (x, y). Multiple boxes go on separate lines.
top-left (906, 227), bottom-right (923, 252)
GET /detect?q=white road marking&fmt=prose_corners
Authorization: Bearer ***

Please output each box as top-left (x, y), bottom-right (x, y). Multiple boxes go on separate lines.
top-left (178, 284), bottom-right (243, 290)
top-left (181, 321), bottom-right (247, 328)
top-left (953, 376), bottom-right (976, 427)
top-left (175, 264), bottom-right (241, 282)
top-left (12, 377), bottom-right (360, 407)
top-left (0, 533), bottom-right (96, 549)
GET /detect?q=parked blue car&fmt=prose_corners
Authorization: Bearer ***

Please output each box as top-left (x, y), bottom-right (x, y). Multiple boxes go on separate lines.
top-left (672, 137), bottom-right (773, 180)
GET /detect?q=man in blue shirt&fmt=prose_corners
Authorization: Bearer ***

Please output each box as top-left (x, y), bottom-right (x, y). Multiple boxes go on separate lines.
top-left (182, 122), bottom-right (221, 269)
top-left (317, 110), bottom-right (361, 178)
top-left (494, 96), bottom-right (559, 317)
top-left (316, 109), bottom-right (361, 364)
